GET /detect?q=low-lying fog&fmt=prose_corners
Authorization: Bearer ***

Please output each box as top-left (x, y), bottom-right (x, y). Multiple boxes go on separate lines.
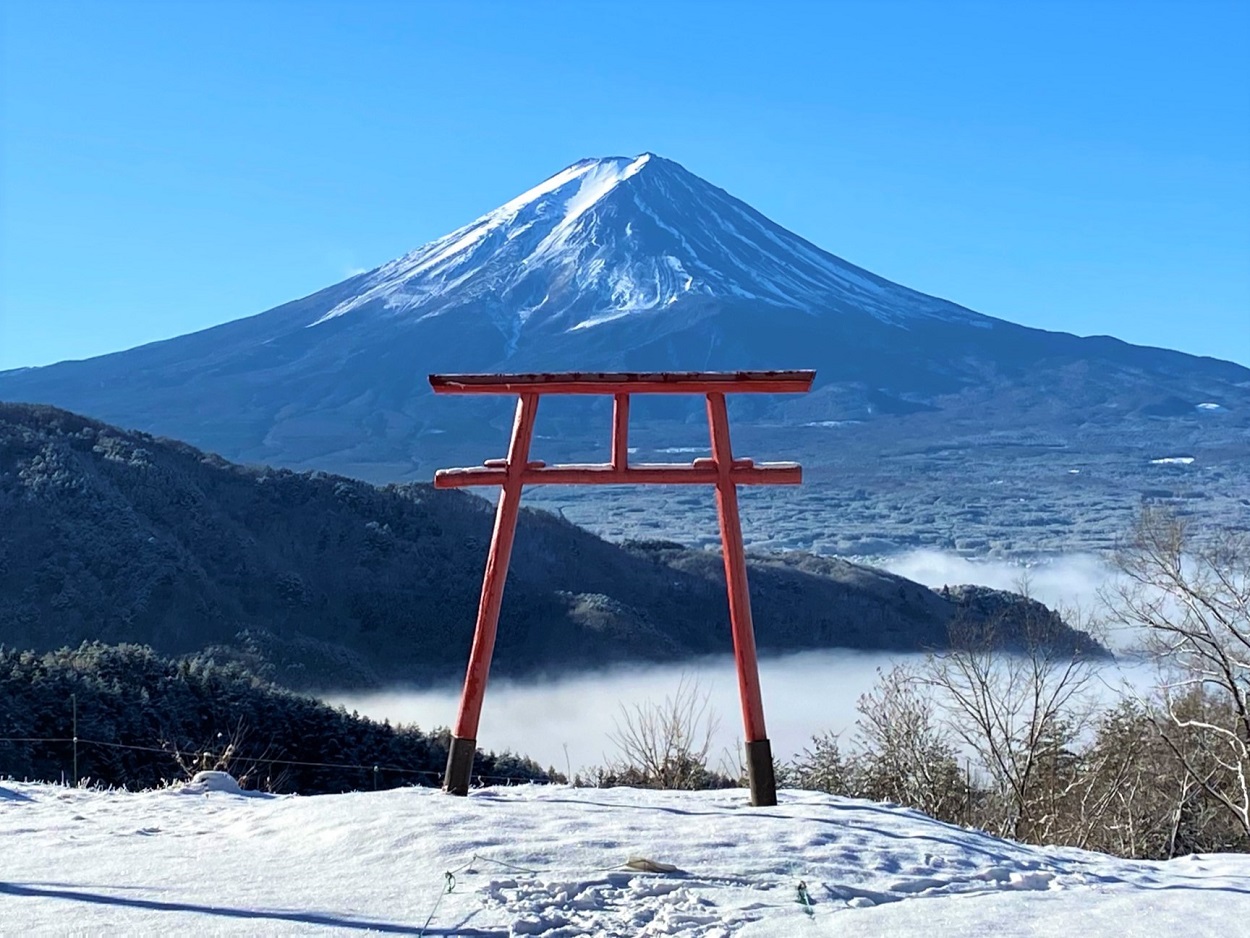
top-left (880, 548), bottom-right (1115, 617)
top-left (329, 550), bottom-right (1154, 776)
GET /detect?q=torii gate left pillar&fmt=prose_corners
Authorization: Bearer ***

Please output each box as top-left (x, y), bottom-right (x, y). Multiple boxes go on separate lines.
top-left (429, 370), bottom-right (815, 807)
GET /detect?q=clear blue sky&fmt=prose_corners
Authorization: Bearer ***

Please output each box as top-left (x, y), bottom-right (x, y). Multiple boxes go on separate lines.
top-left (2, 0), bottom-right (1247, 370)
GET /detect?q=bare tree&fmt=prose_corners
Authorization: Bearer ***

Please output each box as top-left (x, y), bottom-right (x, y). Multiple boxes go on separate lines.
top-left (852, 664), bottom-right (967, 824)
top-left (784, 731), bottom-right (851, 796)
top-left (1108, 506), bottom-right (1250, 838)
top-left (604, 676), bottom-right (725, 790)
top-left (923, 592), bottom-right (1099, 841)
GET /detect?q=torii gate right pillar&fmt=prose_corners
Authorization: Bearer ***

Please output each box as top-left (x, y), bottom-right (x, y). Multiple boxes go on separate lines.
top-left (706, 390), bottom-right (775, 803)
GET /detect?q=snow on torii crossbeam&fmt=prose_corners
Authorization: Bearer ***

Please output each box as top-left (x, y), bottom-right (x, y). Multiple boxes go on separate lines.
top-left (430, 370), bottom-right (816, 807)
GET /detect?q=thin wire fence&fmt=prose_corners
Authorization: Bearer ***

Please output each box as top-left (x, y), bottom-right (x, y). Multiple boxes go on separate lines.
top-left (0, 735), bottom-right (552, 786)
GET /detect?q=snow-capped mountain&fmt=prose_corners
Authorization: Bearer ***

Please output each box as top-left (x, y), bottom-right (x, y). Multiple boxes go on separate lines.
top-left (0, 153), bottom-right (1246, 479)
top-left (309, 153), bottom-right (986, 341)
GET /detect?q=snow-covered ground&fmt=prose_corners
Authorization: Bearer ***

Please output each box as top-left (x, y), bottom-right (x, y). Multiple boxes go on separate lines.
top-left (3, 779), bottom-right (1247, 936)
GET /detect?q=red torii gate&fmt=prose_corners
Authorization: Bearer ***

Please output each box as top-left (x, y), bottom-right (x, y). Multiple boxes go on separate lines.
top-left (429, 370), bottom-right (815, 806)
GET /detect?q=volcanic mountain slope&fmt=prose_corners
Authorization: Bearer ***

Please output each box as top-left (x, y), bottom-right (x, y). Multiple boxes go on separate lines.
top-left (1, 153), bottom-right (1245, 480)
top-left (0, 404), bottom-right (1104, 689)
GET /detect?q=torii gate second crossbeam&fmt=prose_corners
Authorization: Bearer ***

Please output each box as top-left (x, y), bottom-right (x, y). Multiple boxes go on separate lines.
top-left (429, 370), bottom-right (816, 806)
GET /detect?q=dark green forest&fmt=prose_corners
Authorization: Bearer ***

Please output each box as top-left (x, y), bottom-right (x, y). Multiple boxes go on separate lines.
top-left (0, 642), bottom-right (549, 792)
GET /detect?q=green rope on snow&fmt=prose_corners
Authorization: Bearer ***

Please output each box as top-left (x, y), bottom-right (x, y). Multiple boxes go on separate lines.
top-left (419, 855), bottom-right (538, 936)
top-left (418, 863), bottom-right (472, 937)
top-left (797, 880), bottom-right (814, 918)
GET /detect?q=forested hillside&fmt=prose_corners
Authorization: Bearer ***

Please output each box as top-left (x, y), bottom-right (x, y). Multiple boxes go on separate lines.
top-left (0, 642), bottom-right (549, 791)
top-left (0, 404), bottom-right (1105, 689)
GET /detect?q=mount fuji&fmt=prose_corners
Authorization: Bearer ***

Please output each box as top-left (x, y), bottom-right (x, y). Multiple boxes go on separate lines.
top-left (308, 152), bottom-right (988, 339)
top-left (1, 153), bottom-right (1246, 486)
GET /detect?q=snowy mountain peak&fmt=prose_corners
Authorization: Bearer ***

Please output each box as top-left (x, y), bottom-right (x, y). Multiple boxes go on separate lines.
top-left (486, 152), bottom-right (654, 224)
top-left (309, 153), bottom-right (989, 339)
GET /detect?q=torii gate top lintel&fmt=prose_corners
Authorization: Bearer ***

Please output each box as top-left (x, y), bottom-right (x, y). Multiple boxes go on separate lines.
top-left (429, 370), bottom-right (815, 395)
top-left (429, 370), bottom-right (815, 490)
top-left (429, 369), bottom-right (815, 807)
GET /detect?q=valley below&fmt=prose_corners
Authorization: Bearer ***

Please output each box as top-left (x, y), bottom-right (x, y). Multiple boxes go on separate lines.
top-left (519, 422), bottom-right (1250, 560)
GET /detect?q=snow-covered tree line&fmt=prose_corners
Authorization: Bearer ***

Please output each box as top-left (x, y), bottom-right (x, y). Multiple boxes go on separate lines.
top-left (0, 642), bottom-right (552, 792)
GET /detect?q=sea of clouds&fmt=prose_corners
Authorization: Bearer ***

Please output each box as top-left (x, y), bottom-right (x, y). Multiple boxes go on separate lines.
top-left (329, 549), bottom-right (1158, 776)
top-left (331, 650), bottom-right (906, 778)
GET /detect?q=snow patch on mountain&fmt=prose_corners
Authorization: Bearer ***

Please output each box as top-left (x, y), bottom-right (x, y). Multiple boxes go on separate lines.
top-left (307, 153), bottom-right (994, 343)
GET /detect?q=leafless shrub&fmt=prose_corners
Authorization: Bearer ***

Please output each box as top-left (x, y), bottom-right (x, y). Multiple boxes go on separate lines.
top-left (921, 586), bottom-right (1099, 841)
top-left (853, 664), bottom-right (968, 823)
top-left (784, 731), bottom-right (852, 796)
top-left (784, 666), bottom-right (966, 823)
top-left (160, 718), bottom-right (291, 792)
top-left (1108, 506), bottom-right (1250, 838)
top-left (600, 677), bottom-right (731, 790)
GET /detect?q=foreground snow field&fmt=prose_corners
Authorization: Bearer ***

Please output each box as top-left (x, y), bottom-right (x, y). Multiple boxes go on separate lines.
top-left (2, 780), bottom-right (1248, 936)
